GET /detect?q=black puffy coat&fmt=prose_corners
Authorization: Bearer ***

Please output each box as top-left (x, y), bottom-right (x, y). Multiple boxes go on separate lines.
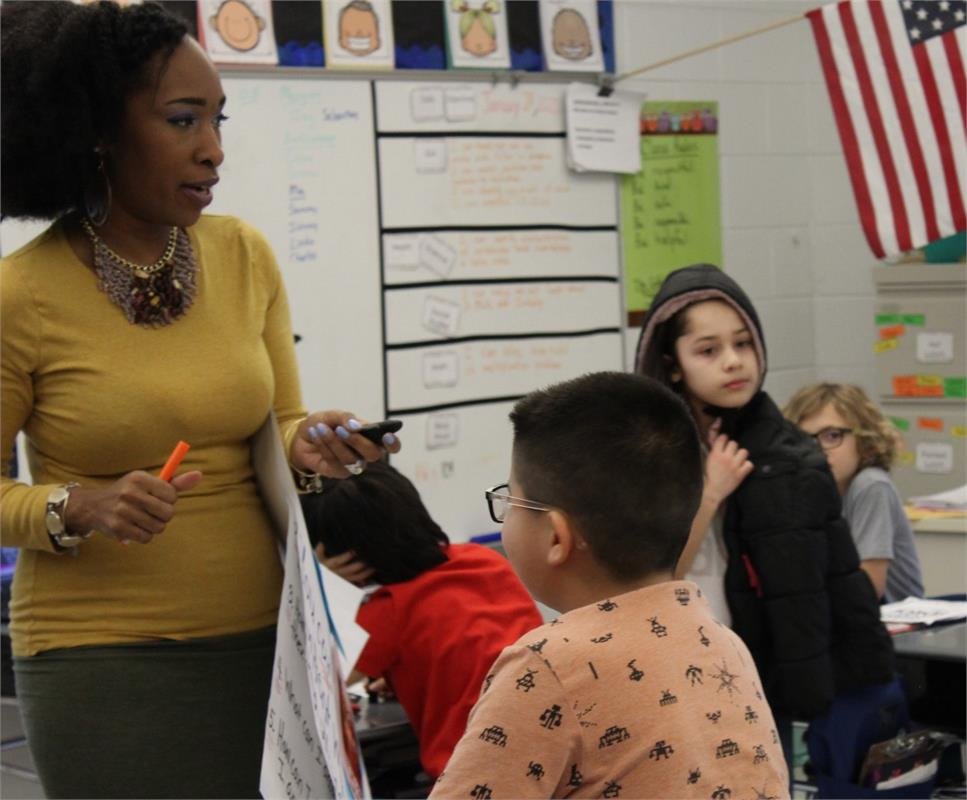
top-left (635, 264), bottom-right (894, 719)
top-left (720, 391), bottom-right (894, 719)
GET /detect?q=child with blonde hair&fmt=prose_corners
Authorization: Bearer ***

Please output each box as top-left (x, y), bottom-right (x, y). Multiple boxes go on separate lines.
top-left (784, 383), bottom-right (924, 603)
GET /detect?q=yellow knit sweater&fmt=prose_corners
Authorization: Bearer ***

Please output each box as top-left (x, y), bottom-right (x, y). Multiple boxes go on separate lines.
top-left (1, 215), bottom-right (306, 656)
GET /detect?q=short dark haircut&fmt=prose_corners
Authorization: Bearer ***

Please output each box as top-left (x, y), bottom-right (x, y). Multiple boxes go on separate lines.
top-left (300, 461), bottom-right (450, 585)
top-left (1, 0), bottom-right (188, 220)
top-left (510, 372), bottom-right (702, 581)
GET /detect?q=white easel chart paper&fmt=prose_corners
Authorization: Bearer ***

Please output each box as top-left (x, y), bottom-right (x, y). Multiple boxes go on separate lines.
top-left (252, 418), bottom-right (370, 800)
top-left (565, 83), bottom-right (642, 174)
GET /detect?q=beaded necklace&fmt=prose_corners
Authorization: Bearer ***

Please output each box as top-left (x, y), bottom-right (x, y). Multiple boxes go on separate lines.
top-left (80, 218), bottom-right (197, 327)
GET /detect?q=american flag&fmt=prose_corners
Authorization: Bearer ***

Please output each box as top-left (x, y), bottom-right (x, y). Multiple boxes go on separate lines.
top-left (807, 0), bottom-right (966, 259)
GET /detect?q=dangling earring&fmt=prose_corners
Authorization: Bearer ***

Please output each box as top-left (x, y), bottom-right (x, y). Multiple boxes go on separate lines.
top-left (83, 148), bottom-right (112, 227)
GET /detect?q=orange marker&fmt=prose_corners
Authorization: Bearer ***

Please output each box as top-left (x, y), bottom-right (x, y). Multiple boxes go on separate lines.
top-left (158, 440), bottom-right (191, 481)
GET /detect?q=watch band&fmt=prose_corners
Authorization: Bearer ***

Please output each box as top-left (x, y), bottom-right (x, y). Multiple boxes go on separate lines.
top-left (45, 482), bottom-right (91, 549)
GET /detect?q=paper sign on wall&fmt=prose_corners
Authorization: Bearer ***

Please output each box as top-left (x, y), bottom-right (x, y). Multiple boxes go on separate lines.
top-left (915, 442), bottom-right (954, 474)
top-left (916, 332), bottom-right (954, 364)
top-left (444, 0), bottom-right (511, 69)
top-left (565, 83), bottom-right (642, 174)
top-left (620, 101), bottom-right (722, 322)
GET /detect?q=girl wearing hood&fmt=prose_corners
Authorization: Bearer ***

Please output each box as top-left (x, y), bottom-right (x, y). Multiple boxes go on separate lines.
top-left (634, 264), bottom-right (895, 733)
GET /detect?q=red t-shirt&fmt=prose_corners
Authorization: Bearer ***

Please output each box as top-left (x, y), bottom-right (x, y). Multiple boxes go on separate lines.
top-left (355, 543), bottom-right (544, 777)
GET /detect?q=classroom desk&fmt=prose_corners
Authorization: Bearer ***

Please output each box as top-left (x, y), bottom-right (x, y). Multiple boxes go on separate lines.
top-left (892, 621), bottom-right (966, 737)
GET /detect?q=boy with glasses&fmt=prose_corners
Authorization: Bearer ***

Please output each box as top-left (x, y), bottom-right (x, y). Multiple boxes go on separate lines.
top-left (784, 383), bottom-right (924, 602)
top-left (430, 372), bottom-right (789, 799)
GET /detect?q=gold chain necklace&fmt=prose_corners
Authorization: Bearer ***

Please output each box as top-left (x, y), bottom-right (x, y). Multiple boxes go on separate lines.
top-left (80, 218), bottom-right (178, 276)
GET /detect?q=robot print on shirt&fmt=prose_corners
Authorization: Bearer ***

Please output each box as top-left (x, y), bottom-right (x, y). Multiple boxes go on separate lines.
top-left (698, 626), bottom-right (711, 647)
top-left (597, 599), bottom-right (618, 612)
top-left (516, 668), bottom-right (538, 693)
top-left (659, 689), bottom-right (678, 707)
top-left (567, 763), bottom-right (583, 787)
top-left (753, 744), bottom-right (769, 764)
top-left (715, 738), bottom-right (741, 758)
top-left (648, 739), bottom-right (675, 760)
top-left (599, 725), bottom-right (631, 748)
top-left (591, 633), bottom-right (613, 643)
top-left (479, 725), bottom-right (508, 747)
top-left (627, 659), bottom-right (644, 681)
top-left (602, 779), bottom-right (622, 798)
top-left (526, 761), bottom-right (544, 780)
top-left (687, 767), bottom-right (702, 784)
top-left (686, 664), bottom-right (704, 685)
top-left (649, 616), bottom-right (668, 637)
top-left (539, 704), bottom-right (564, 730)
top-left (744, 705), bottom-right (759, 724)
top-left (710, 786), bottom-right (732, 800)
top-left (470, 784), bottom-right (493, 799)
top-left (675, 587), bottom-right (691, 605)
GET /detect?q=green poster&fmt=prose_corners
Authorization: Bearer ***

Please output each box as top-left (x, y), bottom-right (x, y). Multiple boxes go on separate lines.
top-left (620, 101), bottom-right (721, 321)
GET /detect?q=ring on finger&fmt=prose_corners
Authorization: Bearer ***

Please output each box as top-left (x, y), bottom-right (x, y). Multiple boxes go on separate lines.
top-left (345, 459), bottom-right (365, 476)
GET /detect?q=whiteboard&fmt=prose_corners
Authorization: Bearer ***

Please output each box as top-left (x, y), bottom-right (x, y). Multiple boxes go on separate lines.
top-left (212, 77), bottom-right (383, 419)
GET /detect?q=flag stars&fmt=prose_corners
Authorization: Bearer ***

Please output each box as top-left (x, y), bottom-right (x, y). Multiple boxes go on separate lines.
top-left (955, 9), bottom-right (965, 21)
top-left (902, 0), bottom-right (913, 8)
top-left (910, 26), bottom-right (922, 38)
top-left (916, 7), bottom-right (928, 19)
top-left (939, 0), bottom-right (950, 10)
top-left (932, 17), bottom-right (944, 28)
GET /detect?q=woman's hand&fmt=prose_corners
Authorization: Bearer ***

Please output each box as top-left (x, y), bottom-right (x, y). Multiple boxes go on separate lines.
top-left (315, 543), bottom-right (375, 587)
top-left (704, 429), bottom-right (754, 507)
top-left (65, 469), bottom-right (203, 545)
top-left (291, 411), bottom-right (402, 479)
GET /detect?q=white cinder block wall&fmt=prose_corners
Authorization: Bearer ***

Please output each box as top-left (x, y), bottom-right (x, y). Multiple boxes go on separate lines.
top-left (615, 0), bottom-right (881, 406)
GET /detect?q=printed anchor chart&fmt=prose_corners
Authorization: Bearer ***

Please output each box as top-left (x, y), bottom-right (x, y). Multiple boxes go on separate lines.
top-left (375, 81), bottom-right (624, 538)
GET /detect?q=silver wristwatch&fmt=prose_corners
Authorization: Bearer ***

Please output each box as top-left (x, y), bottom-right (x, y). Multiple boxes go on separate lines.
top-left (45, 482), bottom-right (91, 549)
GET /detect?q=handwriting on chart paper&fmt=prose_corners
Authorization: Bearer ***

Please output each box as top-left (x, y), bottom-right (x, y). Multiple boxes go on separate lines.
top-left (448, 140), bottom-right (565, 210)
top-left (630, 137), bottom-right (700, 253)
top-left (409, 86), bottom-right (558, 125)
top-left (420, 341), bottom-right (573, 390)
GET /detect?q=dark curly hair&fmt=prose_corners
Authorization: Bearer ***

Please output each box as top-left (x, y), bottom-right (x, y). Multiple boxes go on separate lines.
top-left (1, 1), bottom-right (188, 220)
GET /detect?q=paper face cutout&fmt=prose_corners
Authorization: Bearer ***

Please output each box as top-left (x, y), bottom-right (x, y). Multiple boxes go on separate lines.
top-left (446, 0), bottom-right (511, 69)
top-left (324, 0), bottom-right (395, 69)
top-left (199, 0), bottom-right (279, 64)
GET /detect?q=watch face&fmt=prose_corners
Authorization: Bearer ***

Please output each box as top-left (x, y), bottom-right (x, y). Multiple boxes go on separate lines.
top-left (49, 487), bottom-right (70, 504)
top-left (45, 509), bottom-right (66, 535)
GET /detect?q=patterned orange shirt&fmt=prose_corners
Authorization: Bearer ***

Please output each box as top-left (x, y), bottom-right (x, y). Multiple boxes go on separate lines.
top-left (430, 581), bottom-right (789, 799)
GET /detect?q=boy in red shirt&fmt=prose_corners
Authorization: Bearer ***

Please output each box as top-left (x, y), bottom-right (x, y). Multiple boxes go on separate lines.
top-left (301, 462), bottom-right (543, 779)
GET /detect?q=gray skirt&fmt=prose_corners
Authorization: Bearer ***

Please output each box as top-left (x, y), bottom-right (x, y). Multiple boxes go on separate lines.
top-left (13, 626), bottom-right (276, 799)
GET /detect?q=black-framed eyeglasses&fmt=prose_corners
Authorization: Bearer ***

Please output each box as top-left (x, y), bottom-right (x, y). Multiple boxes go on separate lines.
top-left (485, 483), bottom-right (553, 524)
top-left (811, 427), bottom-right (853, 450)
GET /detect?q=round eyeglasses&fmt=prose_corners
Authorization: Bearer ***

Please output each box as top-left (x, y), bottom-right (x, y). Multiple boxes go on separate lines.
top-left (811, 427), bottom-right (853, 450)
top-left (485, 483), bottom-right (553, 524)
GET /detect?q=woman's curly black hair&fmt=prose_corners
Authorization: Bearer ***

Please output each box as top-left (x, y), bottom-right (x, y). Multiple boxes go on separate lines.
top-left (1, 1), bottom-right (188, 220)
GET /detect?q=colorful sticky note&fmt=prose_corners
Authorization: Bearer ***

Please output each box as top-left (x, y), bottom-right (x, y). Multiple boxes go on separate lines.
top-left (874, 338), bottom-right (899, 354)
top-left (890, 416), bottom-right (911, 432)
top-left (898, 451), bottom-right (916, 466)
top-left (901, 313), bottom-right (925, 326)
top-left (917, 417), bottom-right (944, 432)
top-left (944, 377), bottom-right (967, 398)
top-left (952, 426), bottom-right (967, 439)
top-left (917, 374), bottom-right (943, 387)
top-left (892, 375), bottom-right (918, 396)
top-left (875, 313), bottom-right (901, 325)
top-left (879, 324), bottom-right (905, 339)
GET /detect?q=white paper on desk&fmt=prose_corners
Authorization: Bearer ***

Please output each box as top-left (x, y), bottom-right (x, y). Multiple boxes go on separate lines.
top-left (880, 597), bottom-right (967, 626)
top-left (565, 82), bottom-right (642, 174)
top-left (252, 416), bottom-right (371, 800)
top-left (909, 483), bottom-right (967, 510)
